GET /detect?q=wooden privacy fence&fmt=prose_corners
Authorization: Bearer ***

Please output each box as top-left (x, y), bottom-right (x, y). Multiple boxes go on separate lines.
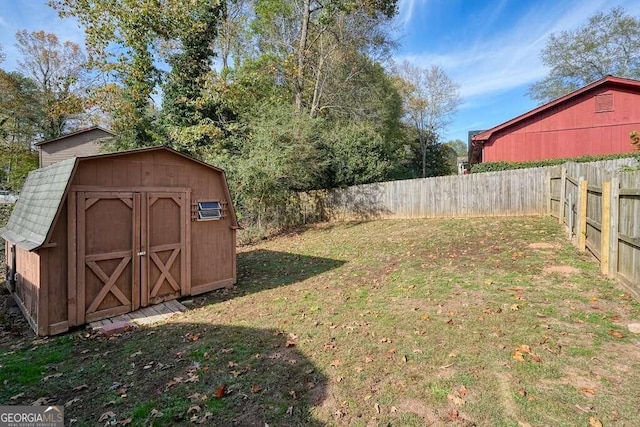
top-left (550, 160), bottom-right (640, 297)
top-left (301, 167), bottom-right (553, 221)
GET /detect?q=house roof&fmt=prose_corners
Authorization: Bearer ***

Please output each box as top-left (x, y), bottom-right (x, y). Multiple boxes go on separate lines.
top-left (1, 158), bottom-right (75, 250)
top-left (472, 75), bottom-right (640, 143)
top-left (1, 146), bottom-right (238, 251)
top-left (34, 125), bottom-right (115, 146)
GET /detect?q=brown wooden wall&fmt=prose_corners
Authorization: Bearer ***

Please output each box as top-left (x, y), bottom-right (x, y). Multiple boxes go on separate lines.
top-left (68, 150), bottom-right (236, 291)
top-left (39, 129), bottom-right (113, 167)
top-left (11, 243), bottom-right (41, 333)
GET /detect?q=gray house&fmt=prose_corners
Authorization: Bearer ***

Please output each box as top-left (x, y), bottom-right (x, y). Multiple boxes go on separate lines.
top-left (35, 126), bottom-right (115, 167)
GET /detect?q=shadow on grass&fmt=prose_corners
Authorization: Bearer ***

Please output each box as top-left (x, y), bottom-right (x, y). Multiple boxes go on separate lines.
top-left (200, 249), bottom-right (346, 305)
top-left (1, 322), bottom-right (328, 426)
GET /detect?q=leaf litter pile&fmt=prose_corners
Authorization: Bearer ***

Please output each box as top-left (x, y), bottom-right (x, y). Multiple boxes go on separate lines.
top-left (2, 216), bottom-right (640, 425)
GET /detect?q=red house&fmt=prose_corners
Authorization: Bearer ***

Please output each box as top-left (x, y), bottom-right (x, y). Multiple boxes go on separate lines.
top-left (470, 76), bottom-right (640, 164)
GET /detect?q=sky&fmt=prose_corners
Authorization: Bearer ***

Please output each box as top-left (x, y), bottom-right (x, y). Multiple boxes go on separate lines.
top-left (2, 0), bottom-right (640, 146)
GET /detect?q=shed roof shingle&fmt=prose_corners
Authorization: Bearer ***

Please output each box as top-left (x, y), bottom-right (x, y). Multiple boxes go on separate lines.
top-left (1, 158), bottom-right (75, 250)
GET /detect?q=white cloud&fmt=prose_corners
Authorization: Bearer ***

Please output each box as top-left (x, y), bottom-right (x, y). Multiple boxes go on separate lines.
top-left (397, 0), bottom-right (419, 26)
top-left (395, 0), bottom-right (633, 102)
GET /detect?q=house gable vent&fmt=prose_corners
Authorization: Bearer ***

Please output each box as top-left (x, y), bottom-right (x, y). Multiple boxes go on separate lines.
top-left (595, 93), bottom-right (614, 112)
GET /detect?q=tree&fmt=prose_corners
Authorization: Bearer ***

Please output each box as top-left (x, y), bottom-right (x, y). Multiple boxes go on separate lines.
top-left (252, 0), bottom-right (398, 115)
top-left (161, 1), bottom-right (227, 155)
top-left (15, 30), bottom-right (90, 140)
top-left (530, 7), bottom-right (640, 103)
top-left (444, 138), bottom-right (467, 156)
top-left (393, 61), bottom-right (461, 177)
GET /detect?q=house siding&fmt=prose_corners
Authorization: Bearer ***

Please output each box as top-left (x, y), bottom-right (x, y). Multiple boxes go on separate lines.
top-left (39, 129), bottom-right (113, 167)
top-left (477, 81), bottom-right (640, 163)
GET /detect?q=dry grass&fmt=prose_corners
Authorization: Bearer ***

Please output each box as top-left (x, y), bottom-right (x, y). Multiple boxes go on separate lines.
top-left (2, 216), bottom-right (640, 426)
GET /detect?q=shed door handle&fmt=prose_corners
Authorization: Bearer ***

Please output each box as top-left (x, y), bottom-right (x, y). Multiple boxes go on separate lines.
top-left (137, 251), bottom-right (146, 256)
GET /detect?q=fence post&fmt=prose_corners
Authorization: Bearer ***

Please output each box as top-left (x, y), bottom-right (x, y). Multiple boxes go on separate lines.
top-left (546, 169), bottom-right (551, 216)
top-left (601, 181), bottom-right (611, 275)
top-left (578, 178), bottom-right (588, 251)
top-left (608, 177), bottom-right (620, 277)
top-left (559, 167), bottom-right (567, 225)
top-left (568, 192), bottom-right (574, 239)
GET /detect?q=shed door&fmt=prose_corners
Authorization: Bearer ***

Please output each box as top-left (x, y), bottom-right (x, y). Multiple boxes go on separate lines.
top-left (143, 192), bottom-right (188, 305)
top-left (77, 192), bottom-right (138, 323)
top-left (75, 190), bottom-right (188, 324)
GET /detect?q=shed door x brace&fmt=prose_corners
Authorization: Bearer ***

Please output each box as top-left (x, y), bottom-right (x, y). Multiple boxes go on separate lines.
top-left (68, 190), bottom-right (188, 325)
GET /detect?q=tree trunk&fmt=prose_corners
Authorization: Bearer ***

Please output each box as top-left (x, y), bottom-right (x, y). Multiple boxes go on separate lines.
top-left (295, 0), bottom-right (311, 114)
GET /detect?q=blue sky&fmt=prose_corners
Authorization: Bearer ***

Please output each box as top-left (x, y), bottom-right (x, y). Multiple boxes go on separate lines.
top-left (2, 0), bottom-right (640, 144)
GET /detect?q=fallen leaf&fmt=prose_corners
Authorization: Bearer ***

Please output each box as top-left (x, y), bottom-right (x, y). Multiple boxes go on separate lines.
top-left (150, 409), bottom-right (163, 418)
top-left (421, 314), bottom-right (429, 320)
top-left (32, 397), bottom-right (52, 405)
top-left (42, 373), bottom-right (63, 382)
top-left (532, 354), bottom-right (542, 363)
top-left (188, 393), bottom-right (205, 403)
top-left (513, 351), bottom-right (525, 361)
top-left (518, 389), bottom-right (527, 397)
top-left (197, 412), bottom-right (213, 424)
top-left (129, 350), bottom-right (142, 358)
top-left (119, 418), bottom-right (132, 426)
top-left (589, 416), bottom-right (603, 427)
top-left (285, 340), bottom-right (296, 348)
top-left (98, 411), bottom-right (116, 422)
top-left (458, 385), bottom-right (468, 396)
top-left (330, 359), bottom-right (341, 367)
top-left (510, 304), bottom-right (519, 311)
top-left (10, 393), bottom-right (24, 401)
top-left (187, 405), bottom-right (201, 415)
top-left (286, 406), bottom-right (294, 416)
top-left (609, 330), bottom-right (625, 339)
top-left (215, 385), bottom-right (227, 398)
top-left (449, 409), bottom-right (459, 420)
top-left (581, 387), bottom-right (596, 397)
top-left (65, 397), bottom-right (81, 407)
top-left (516, 344), bottom-right (532, 354)
top-left (251, 385), bottom-right (263, 394)
top-left (73, 384), bottom-right (89, 391)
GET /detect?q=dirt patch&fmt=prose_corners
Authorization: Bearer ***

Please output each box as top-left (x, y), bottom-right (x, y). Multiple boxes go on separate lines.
top-left (396, 398), bottom-right (440, 423)
top-left (528, 242), bottom-right (560, 250)
top-left (543, 265), bottom-right (580, 275)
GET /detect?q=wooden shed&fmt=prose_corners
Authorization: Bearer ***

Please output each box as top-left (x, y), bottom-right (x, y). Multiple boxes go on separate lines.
top-left (2, 147), bottom-right (238, 336)
top-left (471, 76), bottom-right (640, 164)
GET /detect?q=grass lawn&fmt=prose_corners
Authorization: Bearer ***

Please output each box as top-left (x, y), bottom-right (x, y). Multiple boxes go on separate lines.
top-left (2, 216), bottom-right (640, 426)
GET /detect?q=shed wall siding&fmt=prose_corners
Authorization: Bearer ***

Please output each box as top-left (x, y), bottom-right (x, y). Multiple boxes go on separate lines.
top-left (483, 88), bottom-right (640, 162)
top-left (40, 129), bottom-right (112, 167)
top-left (71, 150), bottom-right (236, 290)
top-left (14, 245), bottom-right (41, 326)
top-left (45, 202), bottom-right (69, 327)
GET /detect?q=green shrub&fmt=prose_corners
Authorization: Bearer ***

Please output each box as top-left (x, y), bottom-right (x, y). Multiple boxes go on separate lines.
top-left (471, 153), bottom-right (639, 173)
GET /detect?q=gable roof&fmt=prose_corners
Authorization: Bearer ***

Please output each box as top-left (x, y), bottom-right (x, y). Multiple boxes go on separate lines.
top-left (1, 146), bottom-right (238, 251)
top-left (34, 126), bottom-right (115, 147)
top-left (1, 158), bottom-right (75, 250)
top-left (472, 75), bottom-right (640, 143)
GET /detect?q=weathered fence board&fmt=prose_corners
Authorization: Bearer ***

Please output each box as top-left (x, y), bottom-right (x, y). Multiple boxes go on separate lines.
top-left (304, 167), bottom-right (556, 222)
top-left (547, 161), bottom-right (640, 297)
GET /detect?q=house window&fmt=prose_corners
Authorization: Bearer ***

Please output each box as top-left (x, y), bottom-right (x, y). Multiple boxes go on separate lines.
top-left (193, 201), bottom-right (224, 221)
top-left (595, 93), bottom-right (614, 113)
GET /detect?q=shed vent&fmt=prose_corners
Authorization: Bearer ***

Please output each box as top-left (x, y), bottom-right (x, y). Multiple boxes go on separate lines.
top-left (595, 93), bottom-right (614, 112)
